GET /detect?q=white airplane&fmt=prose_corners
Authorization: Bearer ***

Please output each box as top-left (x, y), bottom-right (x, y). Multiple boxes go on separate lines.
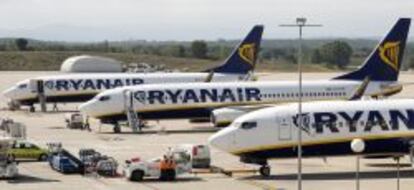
top-left (79, 18), bottom-right (410, 133)
top-left (2, 25), bottom-right (264, 112)
top-left (208, 99), bottom-right (414, 177)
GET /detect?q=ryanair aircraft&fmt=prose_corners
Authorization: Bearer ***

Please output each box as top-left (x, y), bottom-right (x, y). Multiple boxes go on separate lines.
top-left (209, 99), bottom-right (414, 177)
top-left (79, 18), bottom-right (410, 133)
top-left (2, 25), bottom-right (264, 112)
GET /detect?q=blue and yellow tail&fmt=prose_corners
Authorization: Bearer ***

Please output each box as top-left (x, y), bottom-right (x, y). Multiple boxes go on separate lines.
top-left (208, 25), bottom-right (264, 74)
top-left (334, 18), bottom-right (411, 81)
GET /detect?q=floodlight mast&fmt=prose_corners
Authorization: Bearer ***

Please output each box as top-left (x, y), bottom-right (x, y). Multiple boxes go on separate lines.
top-left (280, 17), bottom-right (322, 190)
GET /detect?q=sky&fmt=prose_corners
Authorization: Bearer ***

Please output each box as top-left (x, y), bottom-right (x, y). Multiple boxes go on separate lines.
top-left (0, 0), bottom-right (412, 41)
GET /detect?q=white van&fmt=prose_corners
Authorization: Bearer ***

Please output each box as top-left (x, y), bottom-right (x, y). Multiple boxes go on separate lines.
top-left (174, 144), bottom-right (210, 169)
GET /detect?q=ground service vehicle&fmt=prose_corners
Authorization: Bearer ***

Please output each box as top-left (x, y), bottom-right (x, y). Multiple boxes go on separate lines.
top-left (79, 148), bottom-right (118, 176)
top-left (65, 113), bottom-right (85, 129)
top-left (175, 144), bottom-right (211, 168)
top-left (48, 143), bottom-right (84, 174)
top-left (9, 140), bottom-right (48, 161)
top-left (123, 149), bottom-right (192, 181)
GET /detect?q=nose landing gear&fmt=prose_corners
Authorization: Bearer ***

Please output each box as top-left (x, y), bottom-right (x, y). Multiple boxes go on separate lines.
top-left (259, 165), bottom-right (271, 177)
top-left (113, 123), bottom-right (121, 133)
top-left (29, 105), bottom-right (36, 112)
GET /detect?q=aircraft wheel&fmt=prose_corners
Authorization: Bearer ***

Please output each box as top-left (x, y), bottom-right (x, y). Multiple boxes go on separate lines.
top-left (29, 106), bottom-right (35, 112)
top-left (130, 170), bottom-right (144, 181)
top-left (113, 124), bottom-right (121, 133)
top-left (38, 154), bottom-right (48, 161)
top-left (259, 165), bottom-right (271, 177)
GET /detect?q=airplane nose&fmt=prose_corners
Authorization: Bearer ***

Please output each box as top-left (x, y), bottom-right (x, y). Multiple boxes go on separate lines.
top-left (2, 87), bottom-right (15, 98)
top-left (78, 101), bottom-right (93, 115)
top-left (208, 132), bottom-right (223, 149)
top-left (208, 127), bottom-right (235, 152)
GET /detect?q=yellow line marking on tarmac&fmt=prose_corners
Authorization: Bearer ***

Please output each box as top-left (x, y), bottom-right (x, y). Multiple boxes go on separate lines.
top-left (237, 178), bottom-right (278, 190)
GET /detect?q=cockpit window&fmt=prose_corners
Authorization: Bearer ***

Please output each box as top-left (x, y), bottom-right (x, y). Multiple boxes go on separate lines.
top-left (18, 84), bottom-right (28, 89)
top-left (99, 95), bottom-right (111, 101)
top-left (240, 121), bottom-right (257, 130)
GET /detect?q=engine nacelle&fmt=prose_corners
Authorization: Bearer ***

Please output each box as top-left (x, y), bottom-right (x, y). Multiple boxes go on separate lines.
top-left (211, 107), bottom-right (249, 128)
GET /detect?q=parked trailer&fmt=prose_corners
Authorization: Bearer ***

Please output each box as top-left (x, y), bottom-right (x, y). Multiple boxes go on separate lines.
top-left (79, 148), bottom-right (118, 177)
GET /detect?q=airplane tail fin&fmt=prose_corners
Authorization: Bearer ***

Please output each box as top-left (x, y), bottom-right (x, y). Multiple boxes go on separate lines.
top-left (334, 18), bottom-right (411, 81)
top-left (206, 25), bottom-right (264, 74)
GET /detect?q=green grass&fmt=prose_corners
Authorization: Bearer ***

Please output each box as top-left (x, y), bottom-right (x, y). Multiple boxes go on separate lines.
top-left (0, 51), bottom-right (338, 72)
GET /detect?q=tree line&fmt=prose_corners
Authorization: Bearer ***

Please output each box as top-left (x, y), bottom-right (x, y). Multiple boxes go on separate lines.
top-left (1, 37), bottom-right (414, 70)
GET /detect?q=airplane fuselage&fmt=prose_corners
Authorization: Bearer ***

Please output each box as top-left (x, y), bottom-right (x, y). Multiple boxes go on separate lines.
top-left (3, 72), bottom-right (245, 105)
top-left (209, 99), bottom-right (414, 165)
top-left (79, 80), bottom-right (396, 124)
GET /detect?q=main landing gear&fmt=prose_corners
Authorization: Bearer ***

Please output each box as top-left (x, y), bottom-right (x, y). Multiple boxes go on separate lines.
top-left (259, 165), bottom-right (271, 177)
top-left (29, 105), bottom-right (36, 112)
top-left (113, 123), bottom-right (121, 133)
top-left (112, 120), bottom-right (147, 134)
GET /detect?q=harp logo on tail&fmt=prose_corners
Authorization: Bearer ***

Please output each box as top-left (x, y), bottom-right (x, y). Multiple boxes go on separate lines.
top-left (379, 41), bottom-right (400, 71)
top-left (238, 43), bottom-right (256, 65)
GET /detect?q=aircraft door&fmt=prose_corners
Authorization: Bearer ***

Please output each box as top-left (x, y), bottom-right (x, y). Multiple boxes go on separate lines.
top-left (124, 90), bottom-right (147, 110)
top-left (277, 116), bottom-right (292, 141)
top-left (29, 79), bottom-right (44, 93)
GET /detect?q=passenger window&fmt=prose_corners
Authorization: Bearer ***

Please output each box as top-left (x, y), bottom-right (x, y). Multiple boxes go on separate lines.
top-left (18, 84), bottom-right (28, 89)
top-left (99, 96), bottom-right (111, 101)
top-left (241, 122), bottom-right (257, 130)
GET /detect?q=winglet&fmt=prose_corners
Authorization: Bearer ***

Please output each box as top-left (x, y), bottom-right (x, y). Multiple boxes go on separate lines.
top-left (348, 76), bottom-right (370, 100)
top-left (204, 70), bottom-right (214, 82)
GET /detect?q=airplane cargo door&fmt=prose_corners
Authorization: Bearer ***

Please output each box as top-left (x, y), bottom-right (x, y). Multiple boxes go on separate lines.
top-left (277, 116), bottom-right (292, 141)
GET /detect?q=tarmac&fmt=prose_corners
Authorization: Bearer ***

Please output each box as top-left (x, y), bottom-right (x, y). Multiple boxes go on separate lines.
top-left (1, 71), bottom-right (414, 190)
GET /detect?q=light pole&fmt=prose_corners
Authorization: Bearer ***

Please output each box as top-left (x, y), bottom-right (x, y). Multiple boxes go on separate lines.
top-left (280, 18), bottom-right (322, 190)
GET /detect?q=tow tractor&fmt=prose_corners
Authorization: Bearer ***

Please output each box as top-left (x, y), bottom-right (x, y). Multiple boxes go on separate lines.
top-left (0, 138), bottom-right (18, 178)
top-left (124, 148), bottom-right (191, 181)
top-left (123, 144), bottom-right (210, 181)
top-left (65, 113), bottom-right (85, 129)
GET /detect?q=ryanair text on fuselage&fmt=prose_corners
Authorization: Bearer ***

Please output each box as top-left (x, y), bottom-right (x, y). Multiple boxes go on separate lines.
top-left (133, 88), bottom-right (261, 104)
top-left (293, 109), bottom-right (414, 134)
top-left (44, 78), bottom-right (144, 91)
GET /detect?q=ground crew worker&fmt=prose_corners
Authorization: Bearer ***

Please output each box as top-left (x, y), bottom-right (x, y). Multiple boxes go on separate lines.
top-left (159, 155), bottom-right (169, 180)
top-left (84, 116), bottom-right (91, 132)
top-left (160, 154), bottom-right (176, 181)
